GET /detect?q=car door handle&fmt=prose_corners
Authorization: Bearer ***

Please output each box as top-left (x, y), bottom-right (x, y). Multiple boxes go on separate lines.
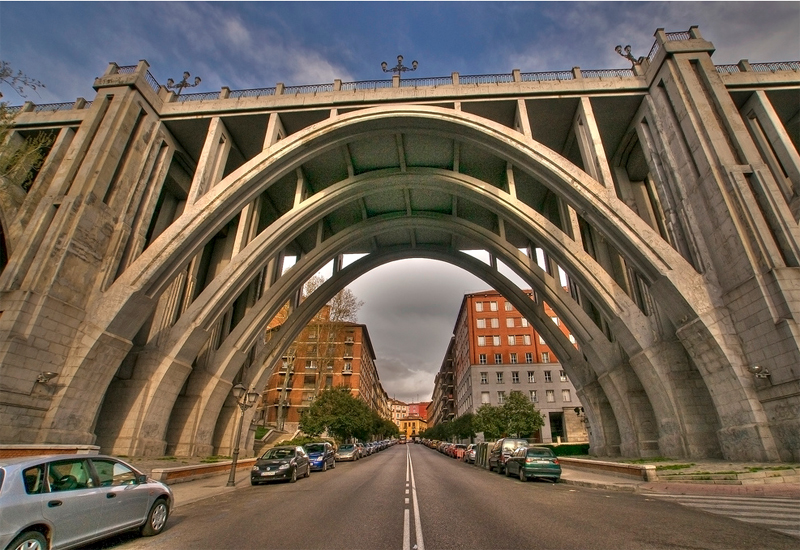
top-left (47, 500), bottom-right (62, 507)
top-left (106, 493), bottom-right (116, 499)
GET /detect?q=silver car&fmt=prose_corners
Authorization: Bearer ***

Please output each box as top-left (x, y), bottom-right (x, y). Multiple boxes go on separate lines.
top-left (0, 454), bottom-right (173, 550)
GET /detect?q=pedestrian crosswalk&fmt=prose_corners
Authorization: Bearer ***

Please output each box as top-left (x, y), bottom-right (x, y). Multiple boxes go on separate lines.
top-left (647, 494), bottom-right (800, 538)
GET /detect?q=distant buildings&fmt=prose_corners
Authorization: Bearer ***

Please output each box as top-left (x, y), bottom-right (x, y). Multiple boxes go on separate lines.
top-left (432, 290), bottom-right (588, 444)
top-left (391, 398), bottom-right (431, 439)
top-left (259, 315), bottom-right (390, 433)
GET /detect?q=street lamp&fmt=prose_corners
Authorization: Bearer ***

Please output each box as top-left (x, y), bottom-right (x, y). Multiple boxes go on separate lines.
top-left (226, 383), bottom-right (260, 487)
top-left (381, 55), bottom-right (418, 78)
top-left (166, 71), bottom-right (201, 96)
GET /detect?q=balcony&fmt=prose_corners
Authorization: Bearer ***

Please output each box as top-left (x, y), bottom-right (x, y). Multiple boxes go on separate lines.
top-left (342, 369), bottom-right (353, 375)
top-left (343, 353), bottom-right (353, 360)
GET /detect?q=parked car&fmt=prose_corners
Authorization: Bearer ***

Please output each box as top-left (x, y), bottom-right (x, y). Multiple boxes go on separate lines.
top-left (452, 444), bottom-right (467, 460)
top-left (463, 444), bottom-right (477, 464)
top-left (355, 443), bottom-right (367, 458)
top-left (334, 444), bottom-right (359, 462)
top-left (304, 442), bottom-right (335, 472)
top-left (0, 454), bottom-right (173, 550)
top-left (251, 446), bottom-right (310, 485)
top-left (488, 438), bottom-right (529, 474)
top-left (504, 446), bottom-right (562, 482)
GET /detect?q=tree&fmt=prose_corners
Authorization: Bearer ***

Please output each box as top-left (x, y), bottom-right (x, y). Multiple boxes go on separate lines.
top-left (0, 61), bottom-right (45, 99)
top-left (501, 391), bottom-right (544, 438)
top-left (0, 63), bottom-right (52, 192)
top-left (299, 386), bottom-right (373, 442)
top-left (473, 392), bottom-right (544, 439)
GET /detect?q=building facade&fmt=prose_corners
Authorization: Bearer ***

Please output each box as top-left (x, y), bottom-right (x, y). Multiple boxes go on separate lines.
top-left (259, 320), bottom-right (389, 433)
top-left (453, 290), bottom-right (588, 443)
top-left (0, 28), bottom-right (797, 462)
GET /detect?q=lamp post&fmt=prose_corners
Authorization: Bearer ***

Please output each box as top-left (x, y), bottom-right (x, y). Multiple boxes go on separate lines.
top-left (381, 55), bottom-right (418, 78)
top-left (226, 383), bottom-right (260, 487)
top-left (166, 71), bottom-right (201, 96)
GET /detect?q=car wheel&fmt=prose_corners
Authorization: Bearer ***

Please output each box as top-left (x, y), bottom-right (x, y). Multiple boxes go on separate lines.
top-left (519, 468), bottom-right (527, 482)
top-left (290, 468), bottom-right (297, 483)
top-left (505, 464), bottom-right (512, 477)
top-left (7, 531), bottom-right (47, 550)
top-left (331, 459), bottom-right (336, 469)
top-left (141, 499), bottom-right (169, 536)
top-left (306, 464), bottom-right (311, 478)
top-left (322, 461), bottom-right (327, 472)
top-left (251, 479), bottom-right (260, 486)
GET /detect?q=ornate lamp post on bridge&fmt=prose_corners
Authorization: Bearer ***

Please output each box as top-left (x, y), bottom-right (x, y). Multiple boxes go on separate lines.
top-left (166, 71), bottom-right (202, 96)
top-left (381, 55), bottom-right (418, 79)
top-left (226, 383), bottom-right (260, 487)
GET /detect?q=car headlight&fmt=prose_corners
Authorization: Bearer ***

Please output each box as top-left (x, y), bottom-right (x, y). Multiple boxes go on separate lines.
top-left (278, 463), bottom-right (290, 470)
top-left (252, 465), bottom-right (259, 471)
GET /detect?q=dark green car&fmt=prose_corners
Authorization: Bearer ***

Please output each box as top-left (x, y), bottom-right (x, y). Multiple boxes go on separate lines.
top-left (504, 447), bottom-right (561, 482)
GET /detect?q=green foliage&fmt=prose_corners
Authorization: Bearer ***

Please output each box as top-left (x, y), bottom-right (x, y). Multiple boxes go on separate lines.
top-left (473, 392), bottom-right (544, 439)
top-left (299, 386), bottom-right (390, 442)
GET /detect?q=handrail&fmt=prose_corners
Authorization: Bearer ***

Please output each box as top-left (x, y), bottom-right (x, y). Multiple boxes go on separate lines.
top-left (33, 102), bottom-right (76, 113)
top-left (145, 70), bottom-right (161, 94)
top-left (520, 70), bottom-right (574, 82)
top-left (716, 64), bottom-right (740, 74)
top-left (228, 88), bottom-right (277, 99)
top-left (459, 73), bottom-right (514, 85)
top-left (581, 68), bottom-right (635, 79)
top-left (340, 80), bottom-right (393, 91)
top-left (176, 91), bottom-right (222, 102)
top-left (750, 61), bottom-right (800, 72)
top-left (283, 83), bottom-right (334, 95)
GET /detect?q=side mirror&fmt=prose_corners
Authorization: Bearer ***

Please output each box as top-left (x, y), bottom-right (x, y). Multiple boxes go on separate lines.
top-left (137, 474), bottom-right (148, 484)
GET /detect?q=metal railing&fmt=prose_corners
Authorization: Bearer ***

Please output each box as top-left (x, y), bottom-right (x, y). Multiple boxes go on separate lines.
top-left (751, 61), bottom-right (800, 72)
top-left (340, 79), bottom-right (393, 91)
top-left (228, 87), bottom-right (277, 99)
top-left (459, 73), bottom-right (515, 85)
top-left (176, 91), bottom-right (221, 102)
top-left (283, 83), bottom-right (334, 95)
top-left (581, 68), bottom-right (635, 79)
top-left (116, 65), bottom-right (137, 74)
top-left (665, 31), bottom-right (692, 41)
top-left (520, 70), bottom-right (574, 82)
top-left (33, 102), bottom-right (76, 113)
top-left (399, 76), bottom-right (453, 88)
top-left (145, 70), bottom-right (161, 93)
top-left (715, 64), bottom-right (741, 74)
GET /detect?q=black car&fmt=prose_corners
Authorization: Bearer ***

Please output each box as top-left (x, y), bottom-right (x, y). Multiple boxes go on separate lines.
top-left (251, 446), bottom-right (311, 485)
top-left (304, 442), bottom-right (336, 472)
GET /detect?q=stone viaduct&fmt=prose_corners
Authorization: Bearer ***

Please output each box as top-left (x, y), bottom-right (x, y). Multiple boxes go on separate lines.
top-left (1, 27), bottom-right (798, 461)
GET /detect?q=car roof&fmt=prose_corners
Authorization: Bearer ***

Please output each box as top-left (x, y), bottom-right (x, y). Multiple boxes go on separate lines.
top-left (0, 454), bottom-right (132, 469)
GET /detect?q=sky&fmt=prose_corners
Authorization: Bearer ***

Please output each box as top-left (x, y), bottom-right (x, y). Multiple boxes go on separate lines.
top-left (1, 2), bottom-right (798, 403)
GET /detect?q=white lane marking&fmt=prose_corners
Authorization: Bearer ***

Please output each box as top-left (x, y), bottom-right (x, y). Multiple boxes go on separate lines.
top-left (405, 497), bottom-right (409, 504)
top-left (403, 508), bottom-right (410, 550)
top-left (408, 445), bottom-right (425, 550)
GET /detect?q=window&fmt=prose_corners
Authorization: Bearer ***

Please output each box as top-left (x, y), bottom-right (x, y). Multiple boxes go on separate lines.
top-left (529, 390), bottom-right (538, 403)
top-left (523, 334), bottom-right (531, 345)
top-left (521, 318), bottom-right (528, 327)
top-left (494, 353), bottom-right (502, 364)
top-left (478, 336), bottom-right (486, 346)
top-left (481, 392), bottom-right (490, 404)
top-left (504, 302), bottom-right (513, 311)
top-left (497, 391), bottom-right (506, 404)
top-left (48, 459), bottom-right (93, 492)
top-left (490, 318), bottom-right (499, 328)
top-left (475, 302), bottom-right (484, 312)
top-left (305, 360), bottom-right (316, 369)
top-left (477, 319), bottom-right (486, 329)
top-left (344, 362), bottom-right (352, 372)
top-left (496, 372), bottom-right (504, 384)
top-left (480, 372), bottom-right (488, 384)
top-left (539, 335), bottom-right (546, 345)
top-left (507, 335), bottom-right (515, 346)
top-left (510, 353), bottom-right (518, 364)
top-left (506, 318), bottom-right (515, 328)
top-left (490, 301), bottom-right (498, 311)
top-left (525, 352), bottom-right (533, 364)
top-left (511, 371), bottom-right (519, 383)
top-left (560, 370), bottom-right (567, 382)
top-left (492, 336), bottom-right (501, 346)
top-left (544, 370), bottom-right (552, 382)
top-left (542, 352), bottom-right (550, 363)
top-left (569, 334), bottom-right (576, 344)
top-left (22, 465), bottom-right (44, 494)
top-left (546, 389), bottom-right (555, 402)
top-left (479, 354), bottom-right (487, 365)
top-left (527, 371), bottom-right (535, 383)
top-left (562, 389), bottom-right (571, 402)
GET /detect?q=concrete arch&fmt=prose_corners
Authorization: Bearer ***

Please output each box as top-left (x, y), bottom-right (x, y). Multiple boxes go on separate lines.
top-left (42, 105), bottom-right (774, 460)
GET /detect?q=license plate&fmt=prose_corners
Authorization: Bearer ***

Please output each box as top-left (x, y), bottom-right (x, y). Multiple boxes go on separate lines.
top-left (262, 471), bottom-right (276, 476)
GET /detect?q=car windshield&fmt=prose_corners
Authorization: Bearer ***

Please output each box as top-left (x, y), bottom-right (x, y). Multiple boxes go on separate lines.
top-left (262, 448), bottom-right (295, 459)
top-left (503, 440), bottom-right (526, 450)
top-left (339, 445), bottom-right (355, 450)
top-left (305, 444), bottom-right (325, 453)
top-left (527, 448), bottom-right (555, 457)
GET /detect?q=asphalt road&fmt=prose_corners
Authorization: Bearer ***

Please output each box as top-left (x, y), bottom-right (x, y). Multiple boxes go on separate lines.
top-left (87, 444), bottom-right (798, 550)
